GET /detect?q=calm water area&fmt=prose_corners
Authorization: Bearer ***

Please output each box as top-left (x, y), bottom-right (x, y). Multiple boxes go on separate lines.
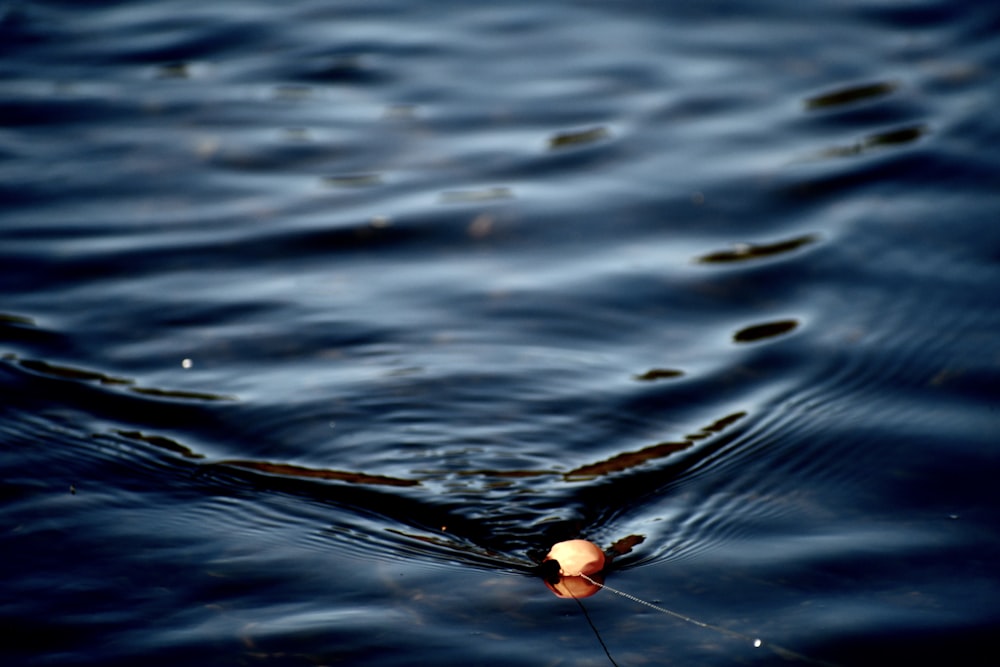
top-left (2, 1), bottom-right (1000, 665)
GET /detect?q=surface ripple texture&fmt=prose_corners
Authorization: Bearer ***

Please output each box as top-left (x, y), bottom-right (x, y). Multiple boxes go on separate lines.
top-left (2, 1), bottom-right (999, 666)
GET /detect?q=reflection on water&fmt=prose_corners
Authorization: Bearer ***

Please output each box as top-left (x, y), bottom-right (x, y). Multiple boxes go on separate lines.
top-left (818, 123), bottom-right (928, 158)
top-left (804, 80), bottom-right (899, 109)
top-left (733, 319), bottom-right (799, 343)
top-left (547, 126), bottom-right (612, 149)
top-left (10, 355), bottom-right (237, 401)
top-left (697, 234), bottom-right (818, 264)
top-left (564, 412), bottom-right (746, 481)
top-left (2, 0), bottom-right (1000, 665)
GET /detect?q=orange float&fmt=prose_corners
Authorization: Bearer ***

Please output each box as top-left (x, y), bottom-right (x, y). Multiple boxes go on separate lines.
top-left (542, 539), bottom-right (606, 599)
top-left (546, 539), bottom-right (605, 576)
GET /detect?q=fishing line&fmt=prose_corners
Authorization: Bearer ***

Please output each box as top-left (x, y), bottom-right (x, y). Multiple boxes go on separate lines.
top-left (572, 596), bottom-right (620, 667)
top-left (580, 574), bottom-right (840, 667)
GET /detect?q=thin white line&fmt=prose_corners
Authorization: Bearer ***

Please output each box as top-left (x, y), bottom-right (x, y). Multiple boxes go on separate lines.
top-left (580, 574), bottom-right (840, 667)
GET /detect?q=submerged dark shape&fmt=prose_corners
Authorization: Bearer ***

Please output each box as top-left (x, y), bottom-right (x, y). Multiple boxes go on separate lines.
top-left (733, 319), bottom-right (798, 343)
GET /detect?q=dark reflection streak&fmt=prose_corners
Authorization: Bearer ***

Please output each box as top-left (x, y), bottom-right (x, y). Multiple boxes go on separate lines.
top-left (569, 420), bottom-right (752, 563)
top-left (0, 356), bottom-right (232, 434)
top-left (419, 412), bottom-right (747, 486)
top-left (819, 124), bottom-right (928, 158)
top-left (129, 386), bottom-right (236, 402)
top-left (0, 313), bottom-right (36, 326)
top-left (697, 235), bottom-right (818, 264)
top-left (733, 319), bottom-right (798, 343)
top-left (11, 355), bottom-right (236, 401)
top-left (633, 368), bottom-right (684, 381)
top-left (215, 459), bottom-right (419, 487)
top-left (565, 412), bottom-right (747, 480)
top-left (863, 124), bottom-right (926, 147)
top-left (548, 126), bottom-right (610, 149)
top-left (567, 442), bottom-right (689, 480)
top-left (194, 459), bottom-right (504, 566)
top-left (18, 358), bottom-right (132, 385)
top-left (805, 81), bottom-right (898, 109)
top-left (0, 317), bottom-right (76, 348)
top-left (115, 429), bottom-right (205, 459)
top-left (385, 527), bottom-right (533, 571)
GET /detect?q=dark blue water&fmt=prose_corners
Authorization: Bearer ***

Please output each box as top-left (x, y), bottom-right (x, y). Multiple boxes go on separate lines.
top-left (3, 1), bottom-right (1000, 665)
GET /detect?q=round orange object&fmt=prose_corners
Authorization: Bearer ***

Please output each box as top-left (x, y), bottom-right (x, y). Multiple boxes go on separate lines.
top-left (545, 539), bottom-right (606, 577)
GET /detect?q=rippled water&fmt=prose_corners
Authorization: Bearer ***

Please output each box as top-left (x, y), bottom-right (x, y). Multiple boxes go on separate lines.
top-left (3, 1), bottom-right (1000, 665)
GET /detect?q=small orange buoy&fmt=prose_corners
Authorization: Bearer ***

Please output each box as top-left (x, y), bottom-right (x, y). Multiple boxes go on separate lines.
top-left (545, 539), bottom-right (606, 577)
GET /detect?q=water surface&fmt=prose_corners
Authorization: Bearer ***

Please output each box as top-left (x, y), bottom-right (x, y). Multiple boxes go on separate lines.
top-left (2, 1), bottom-right (1000, 665)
